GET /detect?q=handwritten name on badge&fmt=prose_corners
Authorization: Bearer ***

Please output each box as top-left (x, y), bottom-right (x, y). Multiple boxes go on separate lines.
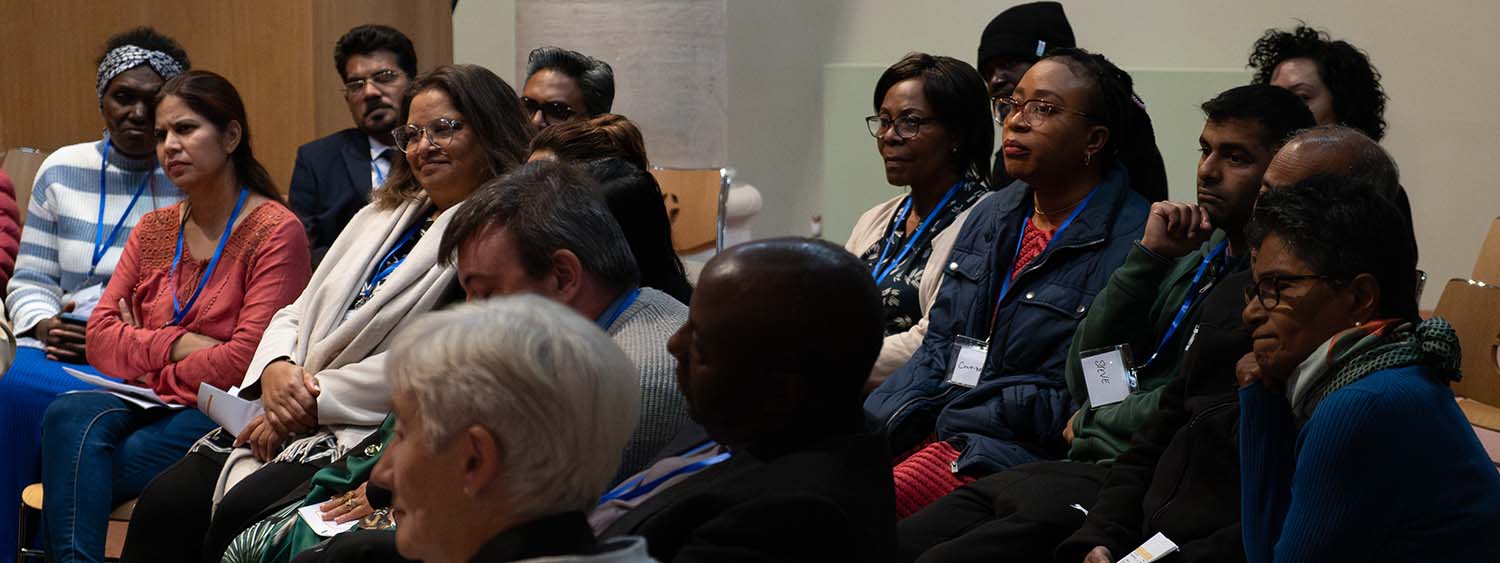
top-left (948, 338), bottom-right (987, 388)
top-left (1081, 346), bottom-right (1133, 407)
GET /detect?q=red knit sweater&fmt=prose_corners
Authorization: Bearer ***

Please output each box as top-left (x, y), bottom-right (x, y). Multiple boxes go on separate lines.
top-left (86, 201), bottom-right (310, 405)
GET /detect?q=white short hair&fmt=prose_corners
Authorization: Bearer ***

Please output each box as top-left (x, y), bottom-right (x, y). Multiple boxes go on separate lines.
top-left (386, 294), bottom-right (641, 517)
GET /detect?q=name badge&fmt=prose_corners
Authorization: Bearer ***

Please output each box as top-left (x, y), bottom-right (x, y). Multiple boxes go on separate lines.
top-left (1117, 532), bottom-right (1179, 563)
top-left (1079, 344), bottom-right (1137, 408)
top-left (947, 335), bottom-right (988, 388)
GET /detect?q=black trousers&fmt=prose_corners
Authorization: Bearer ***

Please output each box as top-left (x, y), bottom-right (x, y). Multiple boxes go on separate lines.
top-left (119, 444), bottom-right (323, 563)
top-left (290, 530), bottom-right (415, 563)
top-left (898, 461), bottom-right (1109, 563)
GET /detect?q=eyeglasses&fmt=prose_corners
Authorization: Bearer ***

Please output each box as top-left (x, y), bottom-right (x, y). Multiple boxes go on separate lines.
top-left (392, 117), bottom-right (464, 153)
top-left (342, 69), bottom-right (404, 97)
top-left (1242, 274), bottom-right (1346, 310)
top-left (993, 96), bottom-right (1089, 127)
top-left (865, 115), bottom-right (938, 140)
top-left (522, 97), bottom-right (576, 125)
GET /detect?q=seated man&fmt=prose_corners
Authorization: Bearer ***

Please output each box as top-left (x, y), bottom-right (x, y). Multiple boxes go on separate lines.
top-left (1054, 125), bottom-right (1406, 563)
top-left (211, 161), bottom-right (690, 563)
top-left (522, 46), bottom-right (615, 129)
top-left (289, 24), bottom-right (416, 266)
top-left (898, 84), bottom-right (1313, 562)
top-left (600, 237), bottom-right (899, 562)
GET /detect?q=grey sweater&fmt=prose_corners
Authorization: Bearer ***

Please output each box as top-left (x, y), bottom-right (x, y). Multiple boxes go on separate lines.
top-left (608, 287), bottom-right (691, 481)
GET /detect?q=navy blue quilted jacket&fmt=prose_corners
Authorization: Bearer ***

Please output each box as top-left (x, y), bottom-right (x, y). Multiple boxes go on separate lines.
top-left (865, 163), bottom-right (1148, 475)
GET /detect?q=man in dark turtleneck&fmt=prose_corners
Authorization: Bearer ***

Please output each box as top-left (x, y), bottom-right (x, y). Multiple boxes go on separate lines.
top-left (976, 1), bottom-right (1075, 186)
top-left (600, 238), bottom-right (899, 562)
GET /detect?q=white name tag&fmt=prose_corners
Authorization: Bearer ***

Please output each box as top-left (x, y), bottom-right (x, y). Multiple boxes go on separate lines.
top-left (1080, 345), bottom-right (1136, 408)
top-left (947, 335), bottom-right (988, 388)
top-left (1116, 532), bottom-right (1179, 563)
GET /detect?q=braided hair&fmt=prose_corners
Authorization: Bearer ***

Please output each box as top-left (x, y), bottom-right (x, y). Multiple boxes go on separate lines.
top-left (1041, 48), bottom-right (1167, 202)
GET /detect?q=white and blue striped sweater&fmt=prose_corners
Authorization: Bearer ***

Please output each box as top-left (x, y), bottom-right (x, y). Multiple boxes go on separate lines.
top-left (5, 138), bottom-right (181, 340)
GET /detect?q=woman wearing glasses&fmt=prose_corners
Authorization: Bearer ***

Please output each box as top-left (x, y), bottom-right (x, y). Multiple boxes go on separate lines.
top-left (847, 53), bottom-right (994, 392)
top-left (1237, 178), bottom-right (1500, 563)
top-left (120, 64), bottom-right (534, 563)
top-left (865, 49), bottom-right (1160, 517)
top-left (39, 70), bottom-right (311, 563)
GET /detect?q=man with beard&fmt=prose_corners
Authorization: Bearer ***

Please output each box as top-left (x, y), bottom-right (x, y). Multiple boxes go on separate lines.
top-left (289, 24), bottom-right (417, 267)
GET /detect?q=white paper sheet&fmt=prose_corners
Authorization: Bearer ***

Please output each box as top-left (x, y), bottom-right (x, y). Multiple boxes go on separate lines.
top-left (297, 504), bottom-right (359, 538)
top-left (197, 382), bottom-right (263, 437)
top-left (62, 367), bottom-right (183, 410)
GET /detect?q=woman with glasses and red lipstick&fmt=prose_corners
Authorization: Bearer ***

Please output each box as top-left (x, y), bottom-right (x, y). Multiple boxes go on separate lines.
top-left (121, 64), bottom-right (535, 563)
top-left (39, 69), bottom-right (311, 563)
top-left (1237, 177), bottom-right (1500, 563)
top-left (847, 53), bottom-right (994, 392)
top-left (866, 48), bottom-right (1162, 518)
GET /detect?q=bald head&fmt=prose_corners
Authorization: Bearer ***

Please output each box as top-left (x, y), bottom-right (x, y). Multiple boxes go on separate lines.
top-left (668, 238), bottom-right (881, 448)
top-left (697, 238), bottom-right (883, 381)
top-left (1262, 125), bottom-right (1400, 200)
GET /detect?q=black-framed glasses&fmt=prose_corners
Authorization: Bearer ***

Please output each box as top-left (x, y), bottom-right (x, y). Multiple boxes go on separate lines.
top-left (342, 69), bottom-right (404, 97)
top-left (865, 115), bottom-right (937, 140)
top-left (392, 117), bottom-right (464, 153)
top-left (1243, 274), bottom-right (1346, 309)
top-left (993, 96), bottom-right (1089, 127)
top-left (522, 97), bottom-right (576, 125)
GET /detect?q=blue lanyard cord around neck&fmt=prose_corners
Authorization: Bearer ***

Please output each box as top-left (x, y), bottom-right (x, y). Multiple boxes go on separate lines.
top-left (994, 188), bottom-right (1098, 317)
top-left (597, 287), bottom-right (642, 330)
top-left (170, 187), bottom-right (249, 326)
top-left (871, 180), bottom-right (966, 285)
top-left (1136, 239), bottom-right (1229, 370)
top-left (372, 159), bottom-right (387, 186)
top-left (359, 216), bottom-right (429, 302)
top-left (94, 140), bottom-right (155, 278)
top-left (598, 440), bottom-right (729, 505)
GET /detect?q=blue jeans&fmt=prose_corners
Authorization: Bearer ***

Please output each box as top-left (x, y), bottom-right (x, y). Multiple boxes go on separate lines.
top-left (0, 347), bottom-right (105, 563)
top-left (40, 392), bottom-right (216, 563)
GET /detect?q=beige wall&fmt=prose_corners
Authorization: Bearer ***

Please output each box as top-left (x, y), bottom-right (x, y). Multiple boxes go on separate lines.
top-left (455, 0), bottom-right (1500, 309)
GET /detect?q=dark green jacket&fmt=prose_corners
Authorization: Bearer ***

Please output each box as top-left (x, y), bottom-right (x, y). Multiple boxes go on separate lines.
top-left (1064, 230), bottom-right (1242, 462)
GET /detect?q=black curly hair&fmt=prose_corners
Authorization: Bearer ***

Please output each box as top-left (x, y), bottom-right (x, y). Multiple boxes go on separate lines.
top-left (97, 26), bottom-right (190, 70)
top-left (1248, 24), bottom-right (1386, 141)
top-left (1041, 48), bottom-right (1168, 202)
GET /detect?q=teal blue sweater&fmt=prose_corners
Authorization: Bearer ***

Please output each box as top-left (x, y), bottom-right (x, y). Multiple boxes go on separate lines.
top-left (1239, 367), bottom-right (1500, 562)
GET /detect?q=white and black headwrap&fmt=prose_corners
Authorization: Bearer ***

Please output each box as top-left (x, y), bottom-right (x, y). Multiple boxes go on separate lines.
top-left (95, 45), bottom-right (185, 102)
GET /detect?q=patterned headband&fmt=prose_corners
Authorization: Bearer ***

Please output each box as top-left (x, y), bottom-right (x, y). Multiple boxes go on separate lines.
top-left (96, 45), bottom-right (185, 102)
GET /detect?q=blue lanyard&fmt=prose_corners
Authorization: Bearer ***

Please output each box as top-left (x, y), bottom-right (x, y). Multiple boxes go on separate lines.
top-left (359, 216), bottom-right (427, 303)
top-left (871, 180), bottom-right (965, 285)
top-left (995, 189), bottom-right (1098, 311)
top-left (170, 188), bottom-right (249, 326)
top-left (597, 288), bottom-right (642, 330)
top-left (372, 158), bottom-right (387, 187)
top-left (598, 441), bottom-right (730, 504)
top-left (1137, 240), bottom-right (1228, 370)
top-left (94, 140), bottom-right (154, 278)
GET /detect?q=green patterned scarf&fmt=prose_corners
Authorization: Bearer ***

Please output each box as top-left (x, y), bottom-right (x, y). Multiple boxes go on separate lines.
top-left (1287, 317), bottom-right (1462, 420)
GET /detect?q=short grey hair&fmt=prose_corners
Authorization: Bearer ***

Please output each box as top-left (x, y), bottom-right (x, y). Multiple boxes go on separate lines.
top-left (526, 46), bottom-right (616, 115)
top-left (439, 160), bottom-right (641, 292)
top-left (385, 295), bottom-right (641, 517)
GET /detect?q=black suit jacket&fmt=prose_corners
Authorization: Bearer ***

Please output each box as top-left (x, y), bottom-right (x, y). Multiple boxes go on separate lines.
top-left (289, 128), bottom-right (375, 268)
top-left (602, 431), bottom-right (898, 562)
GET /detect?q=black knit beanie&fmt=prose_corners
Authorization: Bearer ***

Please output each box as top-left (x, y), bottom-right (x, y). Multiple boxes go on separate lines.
top-left (976, 2), bottom-right (1076, 68)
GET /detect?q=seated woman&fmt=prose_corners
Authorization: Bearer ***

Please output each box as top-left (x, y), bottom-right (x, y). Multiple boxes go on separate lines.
top-left (863, 48), bottom-right (1162, 518)
top-left (120, 64), bottom-right (535, 563)
top-left (39, 69), bottom-right (311, 563)
top-left (580, 157), bottom-right (692, 304)
top-left (1237, 177), bottom-right (1500, 562)
top-left (847, 53), bottom-right (992, 390)
top-left (0, 28), bottom-right (186, 553)
top-left (316, 296), bottom-right (652, 562)
top-left (1248, 24), bottom-right (1386, 140)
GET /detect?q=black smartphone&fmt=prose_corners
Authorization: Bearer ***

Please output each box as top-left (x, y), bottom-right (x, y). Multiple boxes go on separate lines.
top-left (59, 312), bottom-right (89, 328)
